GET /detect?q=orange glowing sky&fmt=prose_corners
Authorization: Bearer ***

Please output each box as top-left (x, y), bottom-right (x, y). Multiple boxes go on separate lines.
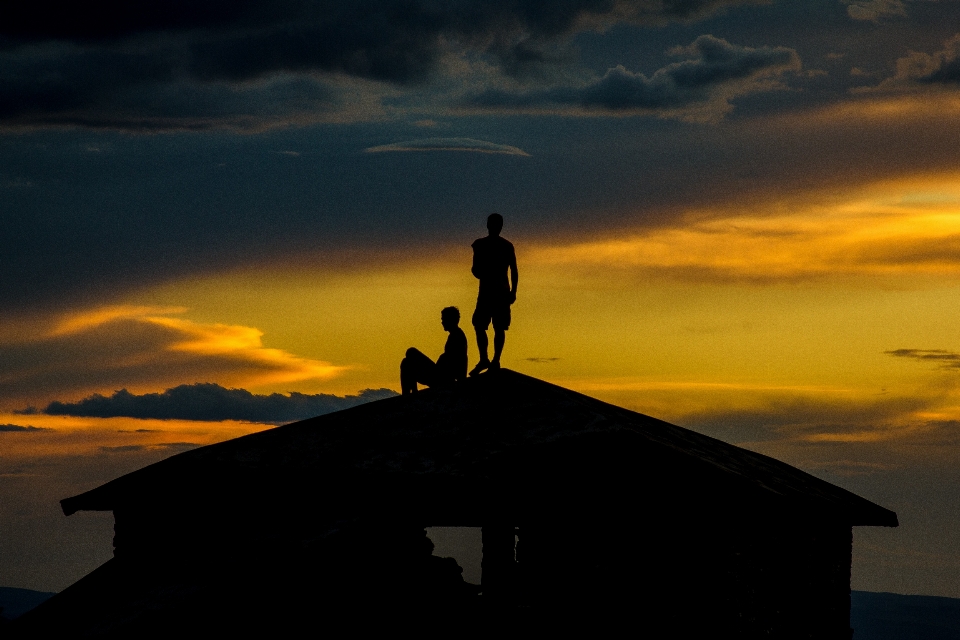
top-left (7, 0), bottom-right (960, 599)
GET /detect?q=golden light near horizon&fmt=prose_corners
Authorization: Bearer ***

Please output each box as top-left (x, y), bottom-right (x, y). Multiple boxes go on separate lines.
top-left (5, 175), bottom-right (960, 457)
top-left (529, 175), bottom-right (960, 281)
top-left (0, 413), bottom-right (271, 460)
top-left (62, 175), bottom-right (951, 451)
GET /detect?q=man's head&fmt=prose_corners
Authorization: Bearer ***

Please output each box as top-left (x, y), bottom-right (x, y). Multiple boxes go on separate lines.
top-left (487, 213), bottom-right (503, 236)
top-left (441, 306), bottom-right (460, 330)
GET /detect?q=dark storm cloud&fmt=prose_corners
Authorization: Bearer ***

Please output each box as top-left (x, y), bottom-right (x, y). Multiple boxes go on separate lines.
top-left (885, 349), bottom-right (960, 369)
top-left (467, 36), bottom-right (800, 115)
top-left (0, 45), bottom-right (341, 130)
top-left (0, 0), bottom-right (761, 129)
top-left (44, 383), bottom-right (398, 424)
top-left (6, 2), bottom-right (960, 314)
top-left (2, 1), bottom-right (756, 47)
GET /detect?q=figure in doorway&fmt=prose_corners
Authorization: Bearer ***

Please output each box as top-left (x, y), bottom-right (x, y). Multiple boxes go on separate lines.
top-left (469, 213), bottom-right (518, 376)
top-left (401, 306), bottom-right (468, 394)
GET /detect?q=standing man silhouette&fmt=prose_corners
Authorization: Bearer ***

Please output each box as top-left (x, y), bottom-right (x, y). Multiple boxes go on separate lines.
top-left (469, 213), bottom-right (518, 376)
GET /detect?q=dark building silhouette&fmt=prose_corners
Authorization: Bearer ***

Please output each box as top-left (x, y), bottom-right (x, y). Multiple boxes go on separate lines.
top-left (15, 370), bottom-right (897, 639)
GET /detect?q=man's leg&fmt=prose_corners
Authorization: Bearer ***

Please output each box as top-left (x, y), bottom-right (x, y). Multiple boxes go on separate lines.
top-left (400, 356), bottom-right (415, 394)
top-left (471, 302), bottom-right (492, 376)
top-left (402, 348), bottom-right (438, 392)
top-left (491, 328), bottom-right (505, 369)
top-left (470, 328), bottom-right (490, 376)
top-left (490, 302), bottom-right (511, 370)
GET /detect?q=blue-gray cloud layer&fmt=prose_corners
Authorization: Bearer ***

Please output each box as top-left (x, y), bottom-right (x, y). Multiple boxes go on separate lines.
top-left (43, 383), bottom-right (398, 424)
top-left (0, 0), bottom-right (761, 129)
top-left (5, 0), bottom-right (960, 315)
top-left (468, 35), bottom-right (799, 114)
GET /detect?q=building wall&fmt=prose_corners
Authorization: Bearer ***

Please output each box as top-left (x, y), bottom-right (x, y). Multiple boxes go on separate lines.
top-left (516, 517), bottom-right (853, 639)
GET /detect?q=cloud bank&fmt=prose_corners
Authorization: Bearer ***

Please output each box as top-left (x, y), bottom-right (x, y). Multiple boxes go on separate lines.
top-left (44, 383), bottom-right (397, 424)
top-left (466, 35), bottom-right (801, 120)
top-left (0, 0), bottom-right (766, 129)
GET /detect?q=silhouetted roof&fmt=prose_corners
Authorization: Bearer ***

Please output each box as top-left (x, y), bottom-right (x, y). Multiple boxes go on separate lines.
top-left (61, 370), bottom-right (898, 527)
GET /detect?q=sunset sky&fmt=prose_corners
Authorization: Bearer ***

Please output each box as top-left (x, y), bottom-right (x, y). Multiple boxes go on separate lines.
top-left (5, 0), bottom-right (960, 596)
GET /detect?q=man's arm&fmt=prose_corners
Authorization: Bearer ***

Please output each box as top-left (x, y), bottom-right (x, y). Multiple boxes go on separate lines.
top-left (509, 248), bottom-right (518, 303)
top-left (471, 241), bottom-right (481, 280)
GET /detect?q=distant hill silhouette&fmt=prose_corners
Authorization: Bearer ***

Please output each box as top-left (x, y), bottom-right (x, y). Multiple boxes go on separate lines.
top-left (0, 588), bottom-right (54, 621)
top-left (852, 591), bottom-right (960, 639)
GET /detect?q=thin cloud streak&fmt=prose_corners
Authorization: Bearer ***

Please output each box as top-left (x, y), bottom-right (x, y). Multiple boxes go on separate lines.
top-left (0, 424), bottom-right (47, 432)
top-left (50, 305), bottom-right (190, 337)
top-left (886, 349), bottom-right (960, 369)
top-left (364, 138), bottom-right (530, 156)
top-left (0, 412), bottom-right (272, 459)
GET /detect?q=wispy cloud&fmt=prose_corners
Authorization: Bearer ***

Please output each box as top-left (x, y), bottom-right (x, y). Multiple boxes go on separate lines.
top-left (0, 424), bottom-right (47, 432)
top-left (886, 349), bottom-right (960, 369)
top-left (525, 357), bottom-right (561, 363)
top-left (99, 442), bottom-right (199, 454)
top-left (680, 391), bottom-right (934, 445)
top-left (364, 138), bottom-right (530, 156)
top-left (49, 305), bottom-right (189, 337)
top-left (0, 411), bottom-right (274, 460)
top-left (0, 306), bottom-right (347, 409)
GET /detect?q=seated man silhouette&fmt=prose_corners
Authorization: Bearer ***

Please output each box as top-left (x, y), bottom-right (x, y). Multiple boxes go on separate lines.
top-left (400, 306), bottom-right (468, 395)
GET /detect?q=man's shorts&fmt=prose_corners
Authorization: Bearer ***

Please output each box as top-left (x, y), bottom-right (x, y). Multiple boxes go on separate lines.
top-left (472, 293), bottom-right (511, 331)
